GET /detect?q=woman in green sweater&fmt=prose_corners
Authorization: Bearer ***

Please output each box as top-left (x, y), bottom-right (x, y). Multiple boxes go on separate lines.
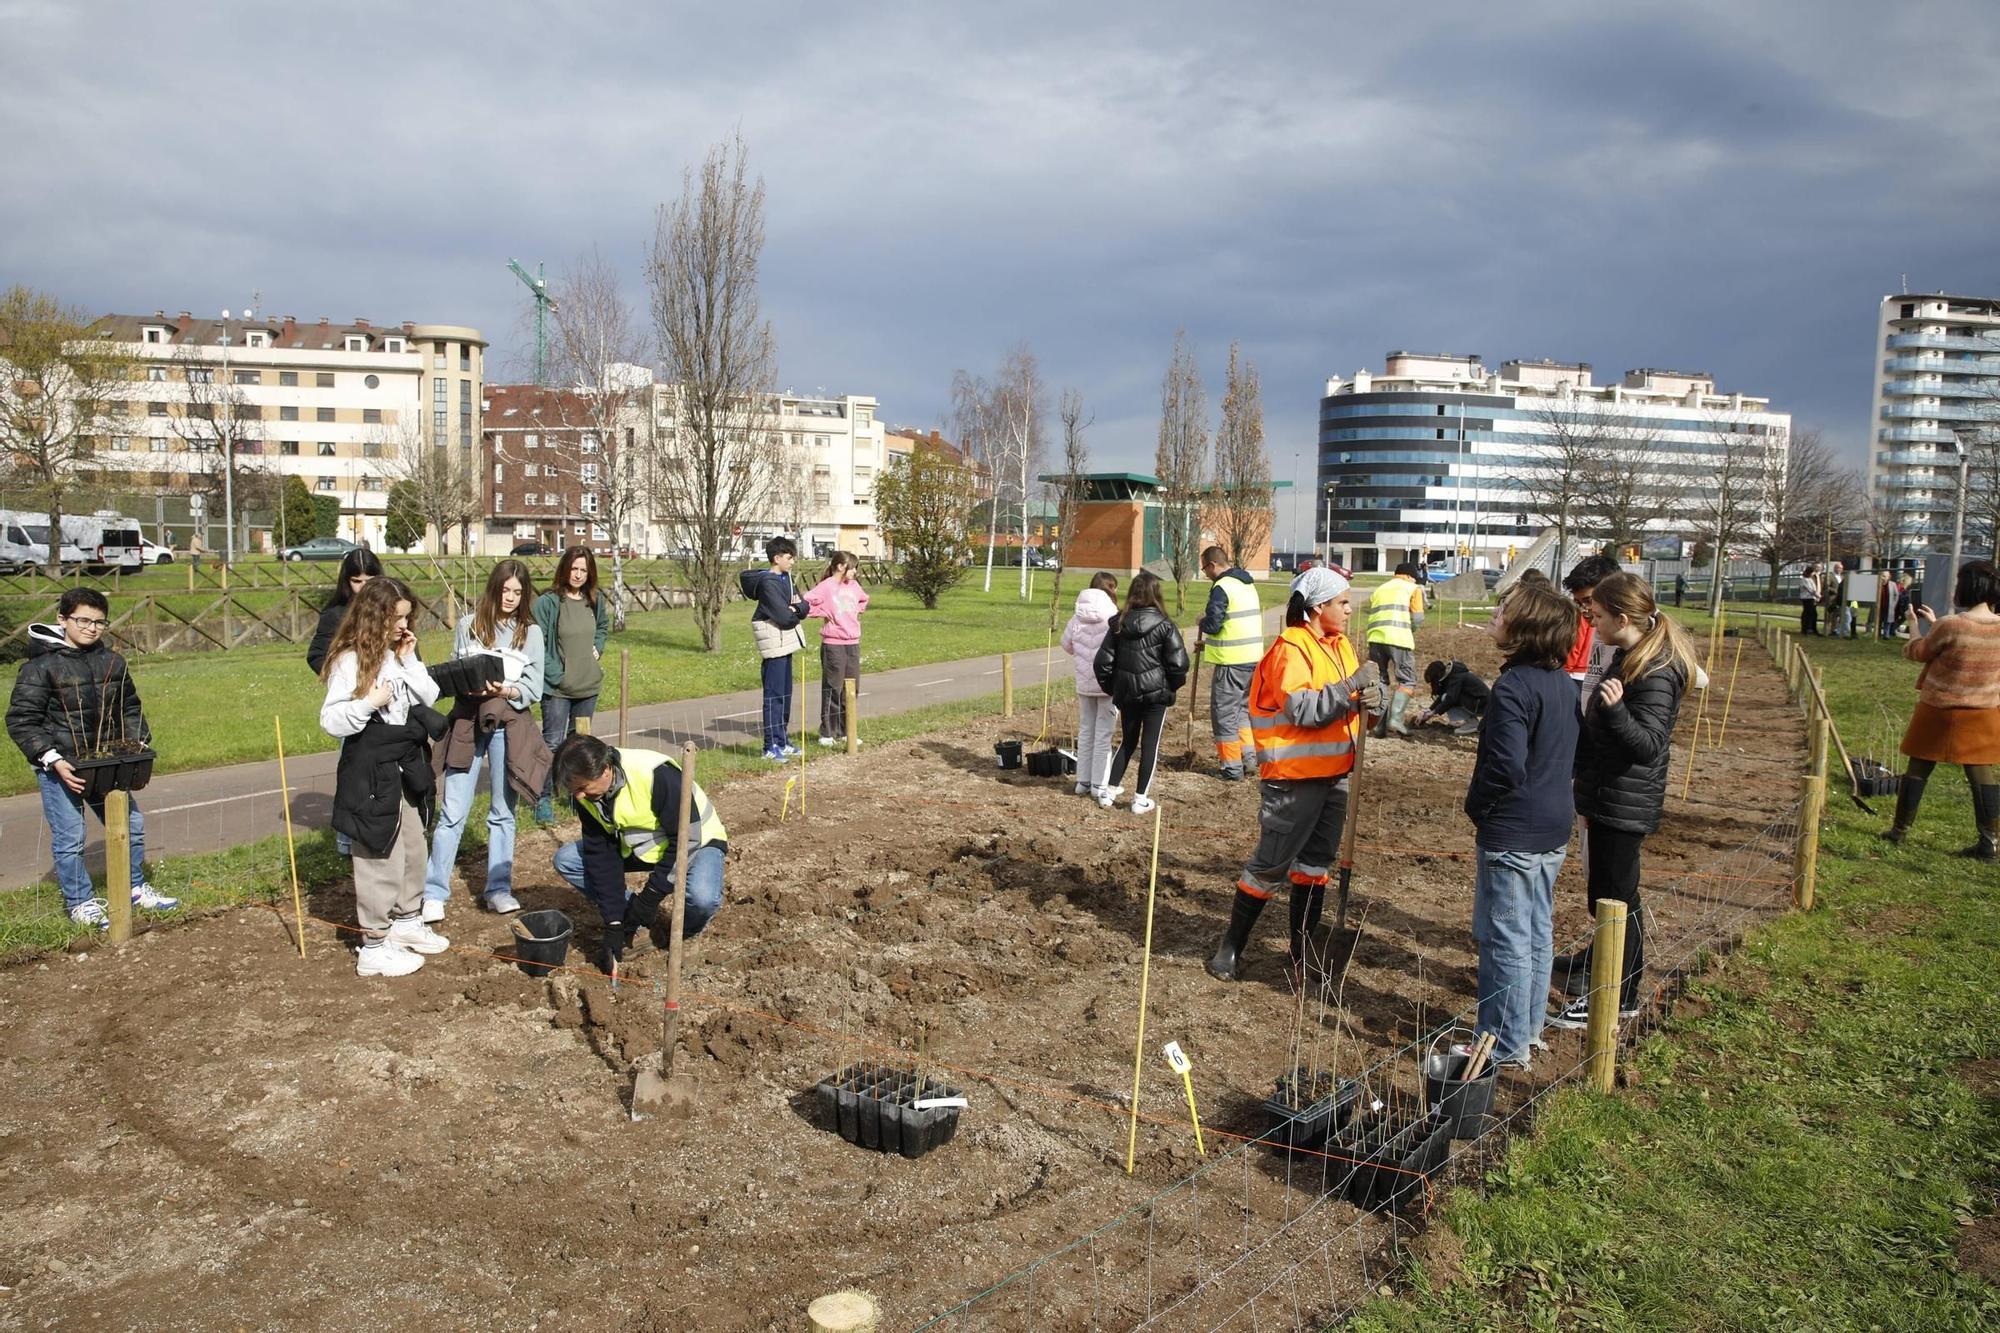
top-left (532, 546), bottom-right (610, 821)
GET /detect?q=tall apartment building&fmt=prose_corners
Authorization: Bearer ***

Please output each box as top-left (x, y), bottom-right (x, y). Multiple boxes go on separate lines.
top-left (90, 311), bottom-right (484, 548)
top-left (1866, 293), bottom-right (2000, 557)
top-left (1320, 352), bottom-right (1789, 573)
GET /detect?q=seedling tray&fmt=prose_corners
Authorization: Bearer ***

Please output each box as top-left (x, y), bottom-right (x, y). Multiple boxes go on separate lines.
top-left (72, 748), bottom-right (156, 802)
top-left (815, 1062), bottom-right (964, 1160)
top-left (429, 654), bottom-right (505, 697)
top-left (1850, 758), bottom-right (1899, 797)
top-left (1333, 1107), bottom-right (1451, 1213)
top-left (1026, 747), bottom-right (1078, 778)
top-left (1259, 1068), bottom-right (1361, 1154)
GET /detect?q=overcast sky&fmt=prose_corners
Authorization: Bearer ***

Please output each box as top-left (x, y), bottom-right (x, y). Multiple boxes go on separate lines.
top-left (5, 0), bottom-right (1998, 547)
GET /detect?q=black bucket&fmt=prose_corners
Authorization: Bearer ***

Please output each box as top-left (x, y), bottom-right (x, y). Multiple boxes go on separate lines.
top-left (994, 739), bottom-right (1024, 770)
top-left (1422, 1049), bottom-right (1499, 1138)
top-left (511, 909), bottom-right (573, 978)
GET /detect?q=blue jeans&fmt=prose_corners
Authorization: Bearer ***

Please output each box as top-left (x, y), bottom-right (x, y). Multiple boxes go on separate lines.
top-left (539, 693), bottom-right (598, 797)
top-left (760, 654), bottom-right (794, 751)
top-left (424, 727), bottom-right (517, 904)
top-left (1471, 845), bottom-right (1565, 1062)
top-left (38, 770), bottom-right (147, 910)
top-left (553, 839), bottom-right (725, 939)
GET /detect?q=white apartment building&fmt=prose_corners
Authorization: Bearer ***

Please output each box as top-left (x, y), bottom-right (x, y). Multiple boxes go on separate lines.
top-left (1866, 293), bottom-right (2000, 557)
top-left (1321, 352), bottom-right (1790, 573)
top-left (90, 312), bottom-right (484, 548)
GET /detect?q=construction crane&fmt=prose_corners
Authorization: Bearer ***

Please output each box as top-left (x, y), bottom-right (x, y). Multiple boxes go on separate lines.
top-left (507, 259), bottom-right (557, 385)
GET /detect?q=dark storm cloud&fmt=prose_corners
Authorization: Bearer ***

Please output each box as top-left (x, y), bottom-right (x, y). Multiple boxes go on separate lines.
top-left (4, 0), bottom-right (1999, 544)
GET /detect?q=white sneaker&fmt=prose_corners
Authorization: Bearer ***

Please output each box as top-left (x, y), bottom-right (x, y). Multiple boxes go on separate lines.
top-left (131, 882), bottom-right (180, 910)
top-left (1096, 786), bottom-right (1123, 809)
top-left (1130, 794), bottom-right (1158, 816)
top-left (818, 735), bottom-right (841, 748)
top-left (69, 898), bottom-right (110, 930)
top-left (384, 917), bottom-right (450, 955)
top-left (1073, 781), bottom-right (1092, 796)
top-left (357, 942), bottom-right (424, 977)
top-left (420, 898), bottom-right (447, 924)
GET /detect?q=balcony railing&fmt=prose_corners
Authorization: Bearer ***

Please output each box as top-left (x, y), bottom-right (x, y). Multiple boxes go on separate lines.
top-left (1882, 356), bottom-right (2000, 375)
top-left (1881, 401), bottom-right (2000, 422)
top-left (1886, 333), bottom-right (2000, 353)
top-left (1881, 378), bottom-right (2000, 400)
top-left (1879, 426), bottom-right (1958, 443)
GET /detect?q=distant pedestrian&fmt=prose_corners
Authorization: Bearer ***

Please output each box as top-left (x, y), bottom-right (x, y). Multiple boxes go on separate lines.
top-left (1883, 560), bottom-right (2000, 861)
top-left (5, 588), bottom-right (176, 930)
top-left (1093, 571), bottom-right (1189, 815)
top-left (1825, 562), bottom-right (1848, 637)
top-left (1061, 573), bottom-right (1119, 797)
top-left (1800, 564), bottom-right (1821, 637)
top-left (740, 537), bottom-right (811, 762)
top-left (1674, 572), bottom-right (1686, 608)
top-left (805, 550), bottom-right (870, 748)
top-left (533, 546), bottom-right (610, 820)
top-left (307, 547), bottom-right (386, 675)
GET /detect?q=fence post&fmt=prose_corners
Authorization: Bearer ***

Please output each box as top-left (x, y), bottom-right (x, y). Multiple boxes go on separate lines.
top-left (844, 677), bottom-right (859, 755)
top-left (1586, 898), bottom-right (1629, 1092)
top-left (575, 714), bottom-right (591, 737)
top-left (185, 560), bottom-right (194, 594)
top-left (105, 790), bottom-right (132, 946)
top-left (145, 597), bottom-right (160, 654)
top-left (1002, 653), bottom-right (1014, 718)
top-left (1795, 769), bottom-right (1826, 912)
top-left (619, 648), bottom-right (630, 747)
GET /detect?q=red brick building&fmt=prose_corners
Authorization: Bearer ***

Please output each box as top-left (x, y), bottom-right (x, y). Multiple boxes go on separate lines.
top-left (481, 384), bottom-right (613, 555)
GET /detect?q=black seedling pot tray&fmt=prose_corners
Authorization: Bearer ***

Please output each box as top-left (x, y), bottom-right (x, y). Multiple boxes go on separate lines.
top-left (815, 1062), bottom-right (964, 1159)
top-left (1850, 758), bottom-right (1899, 797)
top-left (1334, 1108), bottom-right (1452, 1214)
top-left (1259, 1068), bottom-right (1361, 1154)
top-left (429, 654), bottom-right (505, 697)
top-left (72, 749), bottom-right (156, 802)
top-left (1026, 747), bottom-right (1077, 777)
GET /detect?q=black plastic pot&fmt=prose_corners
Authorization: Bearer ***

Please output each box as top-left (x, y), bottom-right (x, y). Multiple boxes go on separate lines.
top-left (994, 739), bottom-right (1024, 770)
top-left (1026, 747), bottom-right (1078, 778)
top-left (815, 1062), bottom-right (964, 1159)
top-left (1260, 1068), bottom-right (1361, 1153)
top-left (1850, 758), bottom-right (1899, 798)
top-left (1337, 1108), bottom-right (1451, 1213)
top-left (72, 748), bottom-right (156, 802)
top-left (511, 909), bottom-right (573, 978)
top-left (1422, 1050), bottom-right (1499, 1138)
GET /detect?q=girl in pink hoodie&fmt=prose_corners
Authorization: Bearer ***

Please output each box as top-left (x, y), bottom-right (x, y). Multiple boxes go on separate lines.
top-left (1060, 573), bottom-right (1120, 796)
top-left (806, 551), bottom-right (871, 746)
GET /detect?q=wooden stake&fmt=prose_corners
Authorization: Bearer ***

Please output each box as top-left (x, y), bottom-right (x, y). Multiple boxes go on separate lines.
top-left (1461, 1031), bottom-right (1498, 1083)
top-left (1715, 636), bottom-right (1746, 749)
top-left (661, 742), bottom-right (698, 1077)
top-left (105, 790), bottom-right (132, 946)
top-left (1585, 898), bottom-right (1629, 1092)
top-left (618, 648), bottom-right (630, 747)
top-left (1795, 772), bottom-right (1826, 911)
top-left (275, 716), bottom-right (307, 958)
top-left (1123, 801), bottom-right (1165, 1175)
top-left (574, 713), bottom-right (591, 736)
top-left (807, 1290), bottom-right (879, 1333)
top-left (797, 644), bottom-right (808, 813)
top-left (844, 677), bottom-right (858, 754)
top-left (1183, 641), bottom-right (1205, 758)
top-left (1002, 652), bottom-right (1013, 717)
top-left (1678, 667), bottom-right (1710, 801)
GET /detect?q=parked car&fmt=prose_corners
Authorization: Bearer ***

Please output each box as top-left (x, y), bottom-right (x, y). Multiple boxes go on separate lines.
top-left (510, 541), bottom-right (555, 556)
top-left (279, 537), bottom-right (363, 562)
top-left (63, 512), bottom-right (145, 575)
top-left (0, 510), bottom-right (87, 572)
top-left (138, 537), bottom-right (174, 565)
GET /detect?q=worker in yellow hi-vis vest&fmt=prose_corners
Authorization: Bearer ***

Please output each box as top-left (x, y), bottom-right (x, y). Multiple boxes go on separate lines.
top-left (1196, 544), bottom-right (1264, 780)
top-left (1365, 563), bottom-right (1425, 736)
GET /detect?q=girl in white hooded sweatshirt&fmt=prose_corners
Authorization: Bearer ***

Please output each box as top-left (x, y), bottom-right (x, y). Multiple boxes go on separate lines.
top-left (1061, 574), bottom-right (1120, 797)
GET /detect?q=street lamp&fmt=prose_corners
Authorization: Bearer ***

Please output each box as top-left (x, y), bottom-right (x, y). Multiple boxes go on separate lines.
top-left (1322, 481), bottom-right (1337, 568)
top-left (219, 307), bottom-right (250, 566)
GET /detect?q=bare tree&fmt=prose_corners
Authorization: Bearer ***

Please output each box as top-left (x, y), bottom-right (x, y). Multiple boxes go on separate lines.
top-left (159, 339), bottom-right (279, 554)
top-left (377, 419), bottom-right (480, 562)
top-left (1213, 342), bottom-right (1271, 569)
top-left (1155, 330), bottom-right (1209, 612)
top-left (1577, 422), bottom-right (1688, 557)
top-left (1517, 397), bottom-right (1615, 573)
top-left (1047, 387), bottom-right (1093, 622)
top-left (1753, 426), bottom-right (1848, 598)
top-left (952, 371), bottom-right (1005, 592)
top-left (1691, 413), bottom-right (1779, 615)
top-left (991, 345), bottom-right (1045, 599)
top-left (547, 248), bottom-right (653, 630)
top-left (646, 132), bottom-right (783, 652)
top-left (0, 287), bottom-right (136, 573)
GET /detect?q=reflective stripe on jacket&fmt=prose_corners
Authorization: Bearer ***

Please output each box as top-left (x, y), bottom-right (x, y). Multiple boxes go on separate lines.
top-left (1205, 574), bottom-right (1264, 666)
top-left (1248, 625), bottom-right (1362, 781)
top-left (578, 746), bottom-right (727, 863)
top-left (1366, 577), bottom-right (1418, 649)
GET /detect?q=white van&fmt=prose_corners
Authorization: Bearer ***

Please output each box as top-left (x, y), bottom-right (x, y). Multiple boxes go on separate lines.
top-left (0, 509), bottom-right (89, 572)
top-left (63, 512), bottom-right (146, 574)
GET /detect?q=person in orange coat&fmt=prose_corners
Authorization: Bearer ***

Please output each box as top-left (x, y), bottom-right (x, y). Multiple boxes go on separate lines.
top-left (1206, 567), bottom-right (1383, 982)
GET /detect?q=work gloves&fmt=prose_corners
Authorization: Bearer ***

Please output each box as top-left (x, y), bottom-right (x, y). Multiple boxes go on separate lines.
top-left (1350, 661), bottom-right (1387, 715)
top-left (596, 922), bottom-right (626, 975)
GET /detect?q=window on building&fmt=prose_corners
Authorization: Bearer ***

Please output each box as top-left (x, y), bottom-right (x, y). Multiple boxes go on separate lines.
top-left (280, 441), bottom-right (299, 456)
top-left (187, 367), bottom-right (214, 384)
top-left (815, 434), bottom-right (830, 448)
top-left (317, 442), bottom-right (336, 457)
top-left (109, 436), bottom-right (130, 452)
top-left (460, 346), bottom-right (471, 371)
top-left (316, 407), bottom-right (335, 423)
top-left (143, 327), bottom-right (164, 344)
top-left (385, 338), bottom-right (404, 354)
top-left (433, 377), bottom-right (447, 433)
top-left (580, 493), bottom-right (600, 514)
top-left (315, 478), bottom-right (336, 492)
top-left (523, 493), bottom-right (537, 507)
top-left (364, 373), bottom-right (380, 390)
top-left (345, 336), bottom-right (366, 352)
top-left (493, 463), bottom-right (503, 483)
top-left (316, 372), bottom-right (334, 388)
top-left (279, 370), bottom-right (298, 387)
top-left (433, 345), bottom-right (447, 368)
top-left (524, 433), bottom-right (539, 448)
top-left (233, 369), bottom-right (259, 385)
top-left (524, 462), bottom-right (539, 477)
top-left (280, 405), bottom-right (298, 422)
top-left (149, 438), bottom-right (169, 452)
top-left (581, 433), bottom-right (600, 454)
top-left (543, 492), bottom-right (558, 507)
top-left (361, 477), bottom-right (384, 491)
top-left (245, 331), bottom-right (267, 348)
top-left (362, 441), bottom-right (383, 458)
top-left (581, 462), bottom-right (599, 485)
top-left (146, 366), bottom-right (166, 382)
top-left (148, 401), bottom-right (167, 417)
top-left (363, 408), bottom-right (381, 425)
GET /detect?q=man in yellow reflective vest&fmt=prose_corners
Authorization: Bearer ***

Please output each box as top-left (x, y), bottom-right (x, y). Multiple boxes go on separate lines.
top-left (1207, 566), bottom-right (1384, 982)
top-left (551, 735), bottom-right (728, 973)
top-left (1365, 562), bottom-right (1425, 736)
top-left (1196, 544), bottom-right (1264, 780)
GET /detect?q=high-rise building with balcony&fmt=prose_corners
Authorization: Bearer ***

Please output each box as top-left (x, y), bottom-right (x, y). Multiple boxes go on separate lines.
top-left (1866, 293), bottom-right (2000, 558)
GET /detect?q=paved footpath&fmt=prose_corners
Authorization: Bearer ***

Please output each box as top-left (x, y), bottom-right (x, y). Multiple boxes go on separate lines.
top-left (0, 604), bottom-right (1287, 892)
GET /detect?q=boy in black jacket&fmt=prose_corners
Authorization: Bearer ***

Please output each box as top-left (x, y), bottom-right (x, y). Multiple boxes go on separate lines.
top-left (5, 588), bottom-right (176, 929)
top-left (738, 537), bottom-right (811, 762)
top-left (1416, 659), bottom-right (1489, 736)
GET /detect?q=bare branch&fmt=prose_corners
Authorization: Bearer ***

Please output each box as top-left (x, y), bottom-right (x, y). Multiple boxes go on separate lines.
top-left (1155, 330), bottom-right (1208, 612)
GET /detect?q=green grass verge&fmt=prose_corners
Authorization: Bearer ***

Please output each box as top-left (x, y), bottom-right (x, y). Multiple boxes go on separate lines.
top-left (1351, 633), bottom-right (2000, 1330)
top-left (0, 578), bottom-right (1149, 797)
top-left (0, 676), bottom-right (1077, 960)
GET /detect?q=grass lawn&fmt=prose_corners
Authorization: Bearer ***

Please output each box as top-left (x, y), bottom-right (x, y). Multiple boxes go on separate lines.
top-left (1351, 631), bottom-right (2000, 1330)
top-left (0, 576), bottom-right (1145, 796)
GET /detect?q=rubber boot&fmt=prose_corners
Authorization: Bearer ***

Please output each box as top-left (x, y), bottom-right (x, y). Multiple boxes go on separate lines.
top-left (1206, 889), bottom-right (1267, 981)
top-left (1386, 686), bottom-right (1415, 737)
top-left (1880, 773), bottom-right (1927, 843)
top-left (1956, 781), bottom-right (2000, 863)
top-left (1287, 881), bottom-right (1328, 978)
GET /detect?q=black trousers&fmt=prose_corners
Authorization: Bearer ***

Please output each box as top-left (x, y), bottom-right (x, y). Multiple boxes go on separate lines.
top-left (1585, 824), bottom-right (1645, 1008)
top-left (1106, 702), bottom-right (1168, 798)
top-left (1800, 600), bottom-right (1818, 637)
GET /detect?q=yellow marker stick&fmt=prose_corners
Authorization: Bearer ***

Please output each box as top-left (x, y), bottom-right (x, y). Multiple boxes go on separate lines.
top-left (1163, 1041), bottom-right (1206, 1157)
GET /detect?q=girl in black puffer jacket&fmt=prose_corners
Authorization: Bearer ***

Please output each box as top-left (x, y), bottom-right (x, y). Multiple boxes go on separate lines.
top-left (1092, 572), bottom-right (1189, 815)
top-left (1550, 571), bottom-right (1699, 1029)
